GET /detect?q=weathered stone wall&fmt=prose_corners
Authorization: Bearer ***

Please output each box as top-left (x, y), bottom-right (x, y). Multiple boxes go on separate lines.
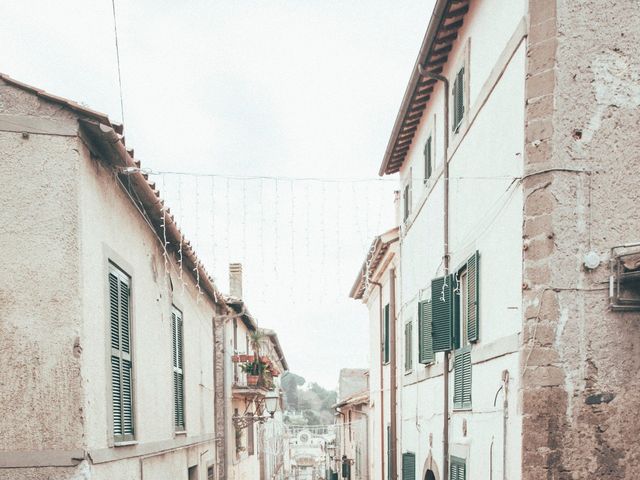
top-left (0, 81), bottom-right (84, 453)
top-left (522, 1), bottom-right (640, 478)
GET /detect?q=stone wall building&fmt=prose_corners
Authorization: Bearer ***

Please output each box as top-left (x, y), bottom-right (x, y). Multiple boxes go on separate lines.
top-left (352, 0), bottom-right (640, 479)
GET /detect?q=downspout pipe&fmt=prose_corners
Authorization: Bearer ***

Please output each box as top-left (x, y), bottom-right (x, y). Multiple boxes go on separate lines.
top-left (418, 65), bottom-right (450, 479)
top-left (389, 268), bottom-right (398, 480)
top-left (371, 281), bottom-right (384, 480)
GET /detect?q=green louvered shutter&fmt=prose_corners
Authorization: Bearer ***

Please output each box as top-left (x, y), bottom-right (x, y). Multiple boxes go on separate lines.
top-left (109, 266), bottom-right (134, 441)
top-left (466, 251), bottom-right (480, 343)
top-left (424, 136), bottom-right (433, 181)
top-left (419, 300), bottom-right (435, 364)
top-left (404, 321), bottom-right (413, 371)
top-left (450, 457), bottom-right (466, 480)
top-left (453, 67), bottom-right (465, 132)
top-left (402, 452), bottom-right (416, 480)
top-left (384, 304), bottom-right (390, 364)
top-left (172, 308), bottom-right (185, 430)
top-left (454, 346), bottom-right (472, 409)
top-left (431, 275), bottom-right (454, 352)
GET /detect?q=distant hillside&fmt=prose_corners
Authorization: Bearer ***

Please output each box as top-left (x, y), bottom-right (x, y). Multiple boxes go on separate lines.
top-left (281, 372), bottom-right (337, 426)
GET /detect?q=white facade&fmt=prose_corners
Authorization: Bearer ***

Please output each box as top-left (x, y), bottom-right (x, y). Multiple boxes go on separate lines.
top-left (353, 1), bottom-right (528, 479)
top-left (397, 1), bottom-right (526, 478)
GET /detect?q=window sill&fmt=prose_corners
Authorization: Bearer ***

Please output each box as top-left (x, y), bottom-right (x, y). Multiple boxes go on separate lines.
top-left (404, 369), bottom-right (413, 376)
top-left (174, 430), bottom-right (187, 436)
top-left (114, 440), bottom-right (138, 447)
top-left (453, 407), bottom-right (472, 412)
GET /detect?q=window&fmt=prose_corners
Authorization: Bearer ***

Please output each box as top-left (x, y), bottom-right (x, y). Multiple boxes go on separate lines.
top-left (109, 264), bottom-right (134, 442)
top-left (403, 183), bottom-right (411, 222)
top-left (450, 456), bottom-right (466, 480)
top-left (431, 275), bottom-right (454, 353)
top-left (424, 136), bottom-right (433, 183)
top-left (172, 307), bottom-right (185, 430)
top-left (404, 321), bottom-right (413, 372)
top-left (418, 300), bottom-right (434, 365)
top-left (207, 466), bottom-right (214, 480)
top-left (383, 304), bottom-right (390, 364)
top-left (402, 452), bottom-right (416, 480)
top-left (453, 251), bottom-right (479, 410)
top-left (188, 465), bottom-right (198, 480)
top-left (452, 67), bottom-right (465, 132)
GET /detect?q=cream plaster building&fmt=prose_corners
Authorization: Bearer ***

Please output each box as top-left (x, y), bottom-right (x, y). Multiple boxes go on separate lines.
top-left (0, 74), bottom-right (223, 479)
top-left (352, 0), bottom-right (640, 479)
top-left (222, 264), bottom-right (289, 480)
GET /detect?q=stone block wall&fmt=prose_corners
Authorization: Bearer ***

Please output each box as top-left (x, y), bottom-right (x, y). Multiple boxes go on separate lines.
top-left (522, 0), bottom-right (640, 478)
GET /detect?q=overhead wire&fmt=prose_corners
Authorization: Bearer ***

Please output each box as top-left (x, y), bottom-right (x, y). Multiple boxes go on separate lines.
top-left (110, 0), bottom-right (126, 125)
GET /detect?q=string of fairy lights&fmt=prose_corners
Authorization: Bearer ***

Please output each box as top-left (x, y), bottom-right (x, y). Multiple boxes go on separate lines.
top-left (147, 170), bottom-right (396, 306)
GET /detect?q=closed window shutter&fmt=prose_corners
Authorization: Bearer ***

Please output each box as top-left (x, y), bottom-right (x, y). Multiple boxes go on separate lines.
top-left (109, 266), bottom-right (134, 441)
top-left (172, 308), bottom-right (185, 430)
top-left (466, 251), bottom-right (480, 342)
top-left (419, 300), bottom-right (435, 364)
top-left (404, 322), bottom-right (413, 371)
top-left (454, 347), bottom-right (472, 409)
top-left (453, 67), bottom-right (465, 131)
top-left (424, 136), bottom-right (432, 181)
top-left (431, 275), bottom-right (454, 352)
top-left (402, 452), bottom-right (416, 480)
top-left (450, 457), bottom-right (466, 480)
top-left (384, 304), bottom-right (390, 364)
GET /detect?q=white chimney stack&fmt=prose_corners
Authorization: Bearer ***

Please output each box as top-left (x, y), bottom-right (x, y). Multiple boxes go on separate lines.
top-left (229, 263), bottom-right (243, 299)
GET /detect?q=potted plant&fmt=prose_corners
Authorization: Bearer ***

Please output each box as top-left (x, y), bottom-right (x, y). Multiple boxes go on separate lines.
top-left (240, 359), bottom-right (266, 386)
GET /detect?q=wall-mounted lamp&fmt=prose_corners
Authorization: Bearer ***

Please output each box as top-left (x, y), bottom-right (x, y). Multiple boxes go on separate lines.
top-left (232, 391), bottom-right (280, 430)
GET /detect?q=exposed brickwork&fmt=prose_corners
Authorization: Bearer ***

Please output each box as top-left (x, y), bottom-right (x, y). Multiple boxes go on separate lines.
top-left (522, 1), bottom-right (640, 478)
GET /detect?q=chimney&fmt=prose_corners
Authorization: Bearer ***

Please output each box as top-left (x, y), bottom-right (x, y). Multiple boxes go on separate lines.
top-left (229, 263), bottom-right (243, 299)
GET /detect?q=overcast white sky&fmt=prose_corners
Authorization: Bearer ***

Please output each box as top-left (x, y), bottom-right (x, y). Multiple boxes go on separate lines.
top-left (1, 0), bottom-right (434, 389)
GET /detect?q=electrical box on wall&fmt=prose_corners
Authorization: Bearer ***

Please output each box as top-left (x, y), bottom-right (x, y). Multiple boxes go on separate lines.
top-left (609, 244), bottom-right (640, 311)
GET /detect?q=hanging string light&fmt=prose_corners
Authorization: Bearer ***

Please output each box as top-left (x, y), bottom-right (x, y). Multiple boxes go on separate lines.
top-left (210, 176), bottom-right (216, 274)
top-left (289, 180), bottom-right (295, 304)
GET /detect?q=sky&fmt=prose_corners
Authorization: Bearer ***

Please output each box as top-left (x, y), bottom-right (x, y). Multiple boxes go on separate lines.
top-left (1, 0), bottom-right (434, 389)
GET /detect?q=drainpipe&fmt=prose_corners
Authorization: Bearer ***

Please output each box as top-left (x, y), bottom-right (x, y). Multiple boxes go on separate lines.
top-left (389, 268), bottom-right (398, 480)
top-left (371, 281), bottom-right (384, 480)
top-left (418, 65), bottom-right (450, 479)
top-left (502, 370), bottom-right (509, 480)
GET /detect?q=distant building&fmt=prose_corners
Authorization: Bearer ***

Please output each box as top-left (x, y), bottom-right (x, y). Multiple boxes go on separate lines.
top-left (349, 228), bottom-right (399, 480)
top-left (333, 369), bottom-right (369, 480)
top-left (222, 264), bottom-right (289, 480)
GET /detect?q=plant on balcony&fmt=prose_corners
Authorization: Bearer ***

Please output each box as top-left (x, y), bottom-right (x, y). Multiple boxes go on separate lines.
top-left (240, 359), bottom-right (267, 386)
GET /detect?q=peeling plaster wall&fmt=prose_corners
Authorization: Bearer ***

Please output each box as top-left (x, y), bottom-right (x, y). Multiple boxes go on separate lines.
top-left (522, 1), bottom-right (640, 478)
top-left (0, 81), bottom-right (84, 453)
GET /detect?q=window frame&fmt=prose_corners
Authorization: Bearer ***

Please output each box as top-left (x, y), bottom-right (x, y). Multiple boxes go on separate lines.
top-left (403, 178), bottom-right (412, 222)
top-left (450, 456), bottom-right (467, 480)
top-left (172, 305), bottom-right (186, 432)
top-left (404, 320), bottom-right (413, 373)
top-left (424, 135), bottom-right (433, 184)
top-left (383, 303), bottom-right (390, 364)
top-left (452, 66), bottom-right (466, 133)
top-left (108, 262), bottom-right (135, 444)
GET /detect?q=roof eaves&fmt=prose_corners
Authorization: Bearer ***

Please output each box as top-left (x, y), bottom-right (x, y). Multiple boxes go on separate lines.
top-left (349, 227), bottom-right (400, 300)
top-left (378, 0), bottom-right (469, 176)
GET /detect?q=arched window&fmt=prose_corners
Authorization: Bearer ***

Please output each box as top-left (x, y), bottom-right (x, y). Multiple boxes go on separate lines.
top-left (425, 470), bottom-right (436, 480)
